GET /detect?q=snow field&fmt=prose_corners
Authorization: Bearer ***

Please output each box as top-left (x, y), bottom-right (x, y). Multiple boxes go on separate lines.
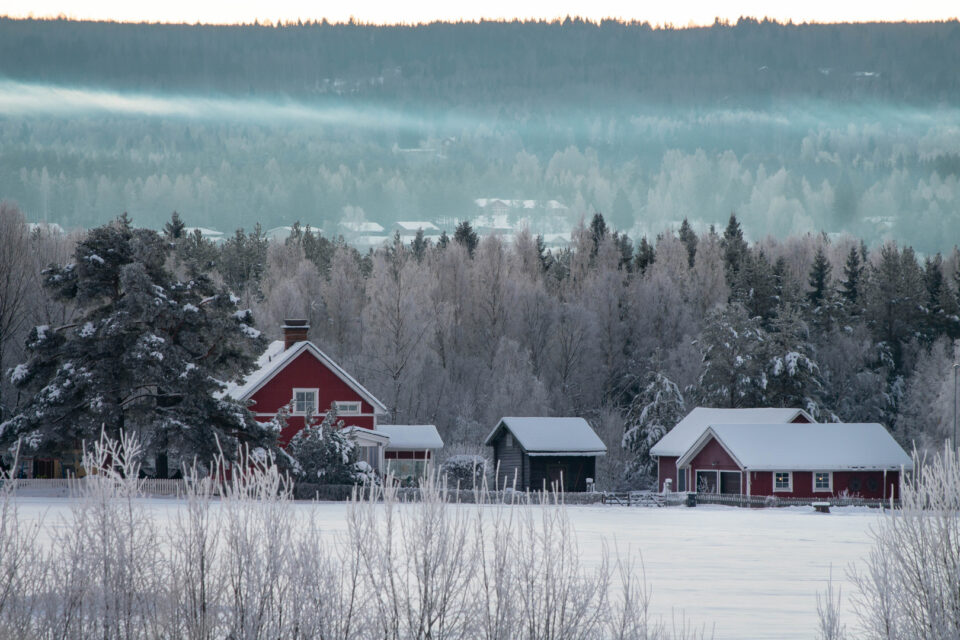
top-left (14, 497), bottom-right (875, 639)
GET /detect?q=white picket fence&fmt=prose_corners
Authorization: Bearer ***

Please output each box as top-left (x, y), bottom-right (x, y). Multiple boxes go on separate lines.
top-left (4, 477), bottom-right (188, 496)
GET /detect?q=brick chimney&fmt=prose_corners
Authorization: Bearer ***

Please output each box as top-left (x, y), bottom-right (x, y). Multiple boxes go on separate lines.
top-left (282, 319), bottom-right (310, 350)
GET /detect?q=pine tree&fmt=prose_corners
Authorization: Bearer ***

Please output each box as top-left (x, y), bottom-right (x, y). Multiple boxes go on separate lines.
top-left (807, 247), bottom-right (832, 308)
top-left (923, 253), bottom-right (945, 341)
top-left (760, 306), bottom-right (830, 420)
top-left (0, 220), bottom-right (277, 474)
top-left (286, 406), bottom-right (370, 485)
top-left (163, 211), bottom-right (186, 240)
top-left (678, 218), bottom-right (698, 268)
top-left (633, 236), bottom-right (655, 275)
top-left (411, 228), bottom-right (428, 262)
top-left (615, 232), bottom-right (633, 272)
top-left (437, 230), bottom-right (449, 250)
top-left (731, 250), bottom-right (778, 323)
top-left (589, 213), bottom-right (608, 257)
top-left (535, 234), bottom-right (551, 272)
top-left (453, 221), bottom-right (478, 256)
top-left (720, 213), bottom-right (748, 285)
top-left (695, 304), bottom-right (766, 408)
top-left (622, 368), bottom-right (685, 488)
top-left (841, 245), bottom-right (863, 308)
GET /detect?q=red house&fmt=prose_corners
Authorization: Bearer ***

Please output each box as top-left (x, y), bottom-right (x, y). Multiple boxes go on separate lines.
top-left (221, 320), bottom-right (393, 469)
top-left (675, 422), bottom-right (912, 500)
top-left (650, 408), bottom-right (813, 492)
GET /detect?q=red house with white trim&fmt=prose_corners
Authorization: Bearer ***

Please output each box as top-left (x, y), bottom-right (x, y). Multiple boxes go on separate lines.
top-left (675, 422), bottom-right (912, 500)
top-left (221, 320), bottom-right (443, 474)
top-left (650, 408), bottom-right (813, 492)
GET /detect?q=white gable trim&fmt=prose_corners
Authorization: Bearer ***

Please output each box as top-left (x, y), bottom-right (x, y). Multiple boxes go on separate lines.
top-left (676, 427), bottom-right (746, 470)
top-left (237, 341), bottom-right (388, 414)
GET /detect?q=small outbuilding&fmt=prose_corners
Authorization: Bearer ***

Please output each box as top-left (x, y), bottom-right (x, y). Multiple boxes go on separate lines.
top-left (675, 422), bottom-right (912, 500)
top-left (484, 417), bottom-right (607, 492)
top-left (378, 424), bottom-right (444, 480)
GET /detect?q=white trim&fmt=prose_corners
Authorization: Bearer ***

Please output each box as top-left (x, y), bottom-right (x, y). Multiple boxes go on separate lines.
top-left (694, 469), bottom-right (719, 494)
top-left (291, 388), bottom-right (319, 415)
top-left (334, 400), bottom-right (362, 416)
top-left (773, 471), bottom-right (793, 492)
top-left (813, 471), bottom-right (833, 492)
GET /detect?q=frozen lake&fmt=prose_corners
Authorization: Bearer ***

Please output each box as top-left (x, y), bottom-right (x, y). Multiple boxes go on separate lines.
top-left (14, 497), bottom-right (877, 639)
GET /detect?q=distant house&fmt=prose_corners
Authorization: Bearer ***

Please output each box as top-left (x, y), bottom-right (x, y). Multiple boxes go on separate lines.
top-left (183, 227), bottom-right (226, 244)
top-left (339, 221), bottom-right (385, 235)
top-left (484, 417), bottom-right (607, 492)
top-left (393, 221), bottom-right (441, 236)
top-left (221, 320), bottom-right (445, 475)
top-left (650, 408), bottom-right (813, 492)
top-left (675, 422), bottom-right (911, 500)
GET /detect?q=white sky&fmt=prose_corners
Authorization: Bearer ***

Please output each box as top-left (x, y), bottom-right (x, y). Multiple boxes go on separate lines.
top-left (3, 0), bottom-right (958, 26)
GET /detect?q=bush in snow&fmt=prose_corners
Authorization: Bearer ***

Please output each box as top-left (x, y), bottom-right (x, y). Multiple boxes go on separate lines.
top-left (286, 405), bottom-right (369, 485)
top-left (441, 453), bottom-right (489, 490)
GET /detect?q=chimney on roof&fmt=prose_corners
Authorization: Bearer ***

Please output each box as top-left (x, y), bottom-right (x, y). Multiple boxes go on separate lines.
top-left (282, 319), bottom-right (309, 350)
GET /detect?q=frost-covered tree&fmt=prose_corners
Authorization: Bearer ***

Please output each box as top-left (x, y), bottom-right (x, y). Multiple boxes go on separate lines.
top-left (695, 304), bottom-right (766, 408)
top-left (0, 218), bottom-right (276, 475)
top-left (622, 366), bottom-right (685, 487)
top-left (285, 406), bottom-right (371, 485)
top-left (760, 307), bottom-right (831, 420)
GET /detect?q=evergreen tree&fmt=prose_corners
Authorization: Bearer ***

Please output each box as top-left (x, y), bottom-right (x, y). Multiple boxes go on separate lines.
top-left (437, 230), bottom-right (450, 250)
top-left (633, 236), bottom-right (655, 275)
top-left (807, 247), bottom-right (832, 308)
top-left (0, 219), bottom-right (276, 474)
top-left (678, 218), bottom-right (698, 268)
top-left (760, 306), bottom-right (830, 419)
top-left (841, 245), bottom-right (863, 308)
top-left (163, 211), bottom-right (186, 240)
top-left (177, 228), bottom-right (218, 275)
top-left (731, 250), bottom-right (778, 323)
top-left (615, 232), bottom-right (633, 272)
top-left (589, 213), bottom-right (608, 257)
top-left (864, 243), bottom-right (925, 373)
top-left (535, 234), bottom-right (551, 272)
top-left (453, 221), bottom-right (478, 256)
top-left (285, 406), bottom-right (371, 485)
top-left (411, 228), bottom-right (428, 262)
top-left (720, 213), bottom-right (748, 286)
top-left (695, 304), bottom-right (766, 408)
top-left (922, 253), bottom-right (945, 340)
top-left (622, 367), bottom-right (685, 488)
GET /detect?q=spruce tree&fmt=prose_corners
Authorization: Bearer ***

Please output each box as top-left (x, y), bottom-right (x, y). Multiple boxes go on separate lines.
top-left (760, 306), bottom-right (830, 419)
top-left (437, 230), bottom-right (450, 250)
top-left (589, 213), bottom-right (608, 257)
top-left (731, 250), bottom-right (777, 323)
top-left (453, 221), bottom-right (478, 256)
top-left (922, 253), bottom-right (945, 341)
top-left (163, 211), bottom-right (186, 240)
top-left (720, 213), bottom-right (748, 285)
top-left (695, 304), bottom-right (766, 408)
top-left (807, 247), bottom-right (832, 308)
top-left (633, 236), bottom-right (655, 275)
top-left (678, 218), bottom-right (698, 268)
top-left (841, 245), bottom-right (863, 308)
top-left (411, 228), bottom-right (428, 262)
top-left (286, 406), bottom-right (369, 485)
top-left (622, 367), bottom-right (685, 488)
top-left (0, 219), bottom-right (277, 474)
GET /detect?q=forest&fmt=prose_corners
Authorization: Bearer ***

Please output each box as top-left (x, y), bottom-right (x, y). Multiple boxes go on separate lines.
top-left (1, 18), bottom-right (959, 251)
top-left (2, 204), bottom-right (958, 488)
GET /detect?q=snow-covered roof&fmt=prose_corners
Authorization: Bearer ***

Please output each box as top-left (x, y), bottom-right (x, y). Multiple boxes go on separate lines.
top-left (183, 226), bottom-right (224, 237)
top-left (218, 340), bottom-right (387, 414)
top-left (676, 423), bottom-right (913, 472)
top-left (340, 221), bottom-right (385, 233)
top-left (395, 221), bottom-right (440, 233)
top-left (650, 407), bottom-right (813, 457)
top-left (484, 417), bottom-right (607, 456)
top-left (378, 424), bottom-right (444, 450)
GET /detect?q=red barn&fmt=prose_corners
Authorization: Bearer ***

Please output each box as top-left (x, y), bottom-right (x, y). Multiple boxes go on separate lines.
top-left (650, 408), bottom-right (813, 492)
top-left (674, 422), bottom-right (912, 500)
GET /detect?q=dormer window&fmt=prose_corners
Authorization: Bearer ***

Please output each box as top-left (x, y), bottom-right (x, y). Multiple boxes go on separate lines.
top-left (293, 389), bottom-right (318, 415)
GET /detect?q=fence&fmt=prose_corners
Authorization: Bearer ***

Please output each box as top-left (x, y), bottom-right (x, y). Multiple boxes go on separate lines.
top-left (4, 478), bottom-right (188, 497)
top-left (675, 491), bottom-right (897, 509)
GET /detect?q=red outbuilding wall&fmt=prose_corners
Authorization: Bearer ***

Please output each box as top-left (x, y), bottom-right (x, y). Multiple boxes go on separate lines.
top-left (748, 470), bottom-right (900, 499)
top-left (658, 456), bottom-right (678, 492)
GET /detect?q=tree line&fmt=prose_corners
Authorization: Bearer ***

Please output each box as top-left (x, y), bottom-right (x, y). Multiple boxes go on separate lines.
top-left (1, 204), bottom-right (959, 487)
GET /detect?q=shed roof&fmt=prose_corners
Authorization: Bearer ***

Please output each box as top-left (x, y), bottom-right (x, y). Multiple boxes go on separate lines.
top-left (676, 422), bottom-right (913, 471)
top-left (650, 407), bottom-right (812, 457)
top-left (378, 424), bottom-right (444, 450)
top-left (484, 417), bottom-right (607, 456)
top-left (218, 340), bottom-right (387, 414)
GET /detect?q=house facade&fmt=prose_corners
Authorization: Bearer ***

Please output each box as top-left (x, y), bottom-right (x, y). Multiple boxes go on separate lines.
top-left (223, 320), bottom-right (442, 475)
top-left (484, 417), bottom-right (606, 492)
top-left (675, 422), bottom-right (912, 500)
top-left (650, 407), bottom-right (813, 492)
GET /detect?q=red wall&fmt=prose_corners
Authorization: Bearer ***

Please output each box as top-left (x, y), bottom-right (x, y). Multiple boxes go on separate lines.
top-left (248, 349), bottom-right (377, 445)
top-left (385, 451), bottom-right (431, 460)
top-left (748, 470), bottom-right (900, 499)
top-left (658, 456), bottom-right (678, 492)
top-left (687, 438), bottom-right (746, 492)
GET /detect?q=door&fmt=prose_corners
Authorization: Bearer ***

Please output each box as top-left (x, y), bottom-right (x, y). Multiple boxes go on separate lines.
top-left (720, 471), bottom-right (742, 495)
top-left (695, 470), bottom-right (718, 493)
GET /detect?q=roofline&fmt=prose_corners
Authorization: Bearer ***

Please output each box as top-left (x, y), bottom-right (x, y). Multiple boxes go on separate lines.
top-left (650, 407), bottom-right (817, 457)
top-left (527, 451), bottom-right (607, 457)
top-left (483, 419), bottom-right (507, 446)
top-left (675, 427), bottom-right (746, 469)
top-left (235, 341), bottom-right (388, 414)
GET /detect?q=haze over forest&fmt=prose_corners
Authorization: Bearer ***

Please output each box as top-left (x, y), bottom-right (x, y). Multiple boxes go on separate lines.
top-left (1, 17), bottom-right (959, 250)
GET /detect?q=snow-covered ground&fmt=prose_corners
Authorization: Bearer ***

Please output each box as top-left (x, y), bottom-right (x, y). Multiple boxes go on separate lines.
top-left (14, 498), bottom-right (877, 639)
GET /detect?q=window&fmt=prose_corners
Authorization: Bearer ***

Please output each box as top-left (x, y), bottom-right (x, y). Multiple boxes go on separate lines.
top-left (505, 434), bottom-right (514, 448)
top-left (814, 472), bottom-right (832, 492)
top-left (334, 401), bottom-right (362, 415)
top-left (774, 472), bottom-right (792, 492)
top-left (292, 389), bottom-right (318, 415)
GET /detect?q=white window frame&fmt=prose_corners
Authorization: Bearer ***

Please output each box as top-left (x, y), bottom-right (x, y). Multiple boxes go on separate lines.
top-left (695, 469), bottom-right (719, 494)
top-left (813, 471), bottom-right (833, 492)
top-left (334, 400), bottom-right (362, 416)
top-left (774, 471), bottom-right (793, 492)
top-left (292, 388), bottom-right (319, 415)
